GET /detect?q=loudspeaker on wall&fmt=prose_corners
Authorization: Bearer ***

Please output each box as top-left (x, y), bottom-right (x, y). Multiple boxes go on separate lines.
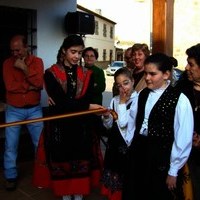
top-left (64, 11), bottom-right (95, 35)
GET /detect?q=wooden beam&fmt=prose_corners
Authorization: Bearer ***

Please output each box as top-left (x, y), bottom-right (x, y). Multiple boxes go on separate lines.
top-left (165, 0), bottom-right (174, 56)
top-left (152, 0), bottom-right (174, 56)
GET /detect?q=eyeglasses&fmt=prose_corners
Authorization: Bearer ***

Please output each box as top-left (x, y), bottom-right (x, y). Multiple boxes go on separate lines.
top-left (116, 80), bottom-right (131, 89)
top-left (84, 55), bottom-right (95, 58)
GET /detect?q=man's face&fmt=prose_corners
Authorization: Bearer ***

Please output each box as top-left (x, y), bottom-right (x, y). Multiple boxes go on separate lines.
top-left (185, 57), bottom-right (200, 83)
top-left (10, 39), bottom-right (27, 59)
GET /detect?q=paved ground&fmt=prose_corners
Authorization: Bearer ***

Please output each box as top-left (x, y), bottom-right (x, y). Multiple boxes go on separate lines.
top-left (0, 160), bottom-right (108, 200)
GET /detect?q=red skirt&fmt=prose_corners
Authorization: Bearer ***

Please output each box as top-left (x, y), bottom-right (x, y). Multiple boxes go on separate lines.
top-left (32, 131), bottom-right (103, 197)
top-left (101, 185), bottom-right (122, 200)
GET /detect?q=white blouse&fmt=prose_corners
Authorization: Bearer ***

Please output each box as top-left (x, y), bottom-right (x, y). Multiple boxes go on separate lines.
top-left (102, 91), bottom-right (138, 146)
top-left (127, 84), bottom-right (194, 177)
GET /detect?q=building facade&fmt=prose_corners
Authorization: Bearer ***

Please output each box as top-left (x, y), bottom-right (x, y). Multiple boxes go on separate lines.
top-left (77, 4), bottom-right (118, 69)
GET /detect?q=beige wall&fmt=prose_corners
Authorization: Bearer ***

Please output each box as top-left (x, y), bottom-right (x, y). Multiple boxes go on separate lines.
top-left (173, 0), bottom-right (200, 69)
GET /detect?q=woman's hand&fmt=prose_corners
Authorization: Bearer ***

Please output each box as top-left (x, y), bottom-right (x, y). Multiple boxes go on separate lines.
top-left (89, 104), bottom-right (106, 116)
top-left (102, 107), bottom-right (111, 118)
top-left (119, 89), bottom-right (131, 104)
top-left (193, 132), bottom-right (200, 148)
top-left (89, 104), bottom-right (105, 110)
top-left (48, 97), bottom-right (56, 106)
top-left (101, 108), bottom-right (118, 120)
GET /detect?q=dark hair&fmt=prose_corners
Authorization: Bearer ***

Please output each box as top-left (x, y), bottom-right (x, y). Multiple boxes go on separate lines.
top-left (114, 67), bottom-right (133, 82)
top-left (144, 53), bottom-right (177, 73)
top-left (169, 56), bottom-right (178, 68)
top-left (132, 43), bottom-right (150, 58)
top-left (61, 34), bottom-right (84, 50)
top-left (186, 43), bottom-right (200, 66)
top-left (82, 47), bottom-right (99, 59)
top-left (124, 47), bottom-right (132, 60)
top-left (56, 34), bottom-right (84, 64)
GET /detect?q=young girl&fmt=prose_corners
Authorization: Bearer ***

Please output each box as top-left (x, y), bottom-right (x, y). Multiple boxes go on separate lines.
top-left (101, 67), bottom-right (137, 200)
top-left (122, 53), bottom-right (194, 200)
top-left (33, 35), bottom-right (104, 200)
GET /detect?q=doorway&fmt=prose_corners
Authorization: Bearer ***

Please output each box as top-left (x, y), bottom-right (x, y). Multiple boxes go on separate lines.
top-left (0, 5), bottom-right (37, 101)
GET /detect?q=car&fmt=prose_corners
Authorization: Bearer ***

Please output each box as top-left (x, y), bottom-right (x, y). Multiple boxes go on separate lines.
top-left (171, 68), bottom-right (184, 86)
top-left (106, 61), bottom-right (126, 76)
top-left (173, 68), bottom-right (183, 79)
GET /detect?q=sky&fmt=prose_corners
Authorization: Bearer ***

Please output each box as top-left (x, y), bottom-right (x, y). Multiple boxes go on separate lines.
top-left (77, 0), bottom-right (151, 45)
top-left (77, 0), bottom-right (200, 68)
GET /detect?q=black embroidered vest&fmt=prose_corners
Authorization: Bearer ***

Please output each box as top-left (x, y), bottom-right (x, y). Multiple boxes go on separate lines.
top-left (135, 86), bottom-right (181, 169)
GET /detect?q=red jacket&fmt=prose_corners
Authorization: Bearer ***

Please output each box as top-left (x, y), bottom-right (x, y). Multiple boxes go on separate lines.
top-left (3, 55), bottom-right (44, 107)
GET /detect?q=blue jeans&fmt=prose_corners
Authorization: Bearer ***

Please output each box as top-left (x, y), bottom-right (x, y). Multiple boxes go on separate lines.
top-left (4, 104), bottom-right (43, 179)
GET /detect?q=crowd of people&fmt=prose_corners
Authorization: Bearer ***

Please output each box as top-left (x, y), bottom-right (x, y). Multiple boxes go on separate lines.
top-left (1, 33), bottom-right (200, 200)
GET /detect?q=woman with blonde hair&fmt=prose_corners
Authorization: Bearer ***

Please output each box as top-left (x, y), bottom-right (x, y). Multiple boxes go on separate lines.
top-left (132, 43), bottom-right (150, 92)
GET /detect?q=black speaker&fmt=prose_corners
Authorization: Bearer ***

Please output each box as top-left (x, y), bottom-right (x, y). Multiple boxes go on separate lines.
top-left (64, 11), bottom-right (95, 35)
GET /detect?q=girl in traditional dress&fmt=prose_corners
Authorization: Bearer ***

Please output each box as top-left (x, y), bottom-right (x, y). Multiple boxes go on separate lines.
top-left (33, 34), bottom-right (104, 200)
top-left (101, 67), bottom-right (137, 200)
top-left (122, 53), bottom-right (194, 200)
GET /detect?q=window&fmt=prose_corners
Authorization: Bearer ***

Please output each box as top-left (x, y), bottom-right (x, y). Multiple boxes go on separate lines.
top-left (103, 49), bottom-right (106, 61)
top-left (95, 20), bottom-right (99, 35)
top-left (27, 10), bottom-right (37, 55)
top-left (109, 49), bottom-right (113, 63)
top-left (0, 6), bottom-right (37, 101)
top-left (103, 24), bottom-right (107, 37)
top-left (0, 6), bottom-right (37, 55)
top-left (110, 26), bottom-right (113, 39)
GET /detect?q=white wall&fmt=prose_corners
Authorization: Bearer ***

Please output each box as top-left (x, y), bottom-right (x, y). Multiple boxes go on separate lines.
top-left (0, 0), bottom-right (76, 106)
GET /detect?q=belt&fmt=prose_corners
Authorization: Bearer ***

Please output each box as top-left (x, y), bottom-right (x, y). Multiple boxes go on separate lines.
top-left (20, 104), bottom-right (39, 109)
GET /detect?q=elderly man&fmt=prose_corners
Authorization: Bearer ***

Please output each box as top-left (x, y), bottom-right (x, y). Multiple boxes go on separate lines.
top-left (3, 35), bottom-right (44, 191)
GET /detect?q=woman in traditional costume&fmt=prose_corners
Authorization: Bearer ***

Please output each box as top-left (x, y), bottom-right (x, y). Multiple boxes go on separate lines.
top-left (33, 34), bottom-right (104, 200)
